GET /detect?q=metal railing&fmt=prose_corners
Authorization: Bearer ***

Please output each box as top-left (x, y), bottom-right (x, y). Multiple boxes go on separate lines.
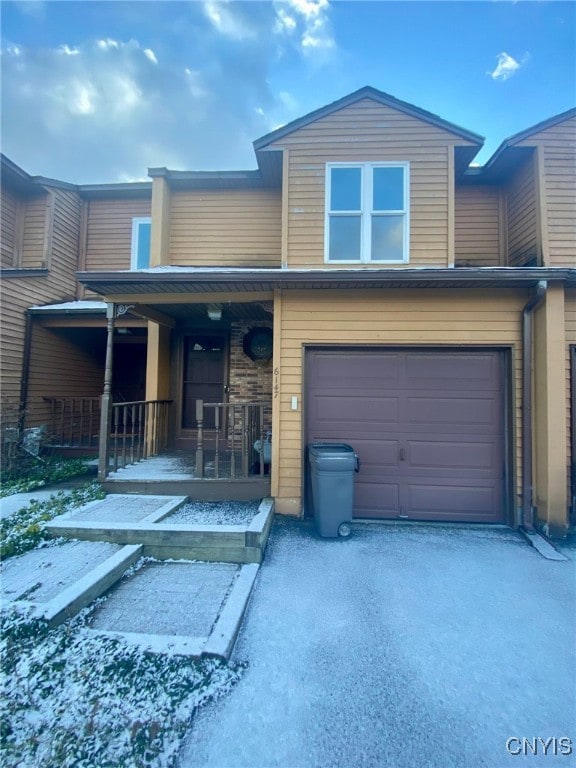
top-left (195, 400), bottom-right (271, 478)
top-left (43, 397), bottom-right (101, 448)
top-left (109, 399), bottom-right (172, 472)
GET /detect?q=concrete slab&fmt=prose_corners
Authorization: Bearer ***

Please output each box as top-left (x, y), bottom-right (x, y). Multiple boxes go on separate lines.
top-left (1, 540), bottom-right (122, 604)
top-left (521, 529), bottom-right (569, 561)
top-left (0, 490), bottom-right (65, 520)
top-left (87, 560), bottom-right (260, 659)
top-left (55, 494), bottom-right (187, 524)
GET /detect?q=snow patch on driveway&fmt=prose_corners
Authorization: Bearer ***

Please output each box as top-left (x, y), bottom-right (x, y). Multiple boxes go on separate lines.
top-left (178, 522), bottom-right (576, 768)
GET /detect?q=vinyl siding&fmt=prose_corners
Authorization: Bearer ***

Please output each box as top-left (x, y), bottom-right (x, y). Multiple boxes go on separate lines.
top-left (0, 187), bottom-right (81, 420)
top-left (566, 288), bottom-right (576, 502)
top-left (506, 153), bottom-right (538, 267)
top-left (20, 193), bottom-right (49, 269)
top-left (266, 99), bottom-right (476, 269)
top-left (454, 185), bottom-right (501, 266)
top-left (84, 197), bottom-right (151, 271)
top-left (26, 324), bottom-right (105, 430)
top-left (275, 288), bottom-right (525, 515)
top-left (169, 189), bottom-right (282, 267)
top-left (517, 117), bottom-right (576, 267)
top-left (1, 185), bottom-right (18, 267)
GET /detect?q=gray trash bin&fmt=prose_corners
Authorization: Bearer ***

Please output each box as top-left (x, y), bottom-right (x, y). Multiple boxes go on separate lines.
top-left (308, 443), bottom-right (359, 538)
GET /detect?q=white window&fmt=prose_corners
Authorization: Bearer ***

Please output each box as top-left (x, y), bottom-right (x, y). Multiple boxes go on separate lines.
top-left (131, 217), bottom-right (151, 269)
top-left (325, 163), bottom-right (409, 263)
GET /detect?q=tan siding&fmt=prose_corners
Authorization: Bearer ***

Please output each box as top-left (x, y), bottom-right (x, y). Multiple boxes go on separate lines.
top-left (567, 288), bottom-right (576, 502)
top-left (275, 288), bottom-right (526, 516)
top-left (517, 118), bottom-right (576, 267)
top-left (169, 189), bottom-right (282, 267)
top-left (0, 187), bottom-right (81, 421)
top-left (454, 185), bottom-right (501, 266)
top-left (26, 324), bottom-right (104, 429)
top-left (267, 99), bottom-right (476, 269)
top-left (1, 185), bottom-right (18, 267)
top-left (21, 193), bottom-right (48, 268)
top-left (84, 197), bottom-right (151, 271)
top-left (506, 153), bottom-right (538, 266)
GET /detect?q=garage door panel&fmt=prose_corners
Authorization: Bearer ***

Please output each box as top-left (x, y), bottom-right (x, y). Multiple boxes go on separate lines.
top-left (353, 439), bottom-right (399, 469)
top-left (405, 353), bottom-right (499, 388)
top-left (405, 397), bottom-right (499, 428)
top-left (404, 483), bottom-right (502, 522)
top-left (312, 395), bottom-right (399, 426)
top-left (407, 440), bottom-right (497, 471)
top-left (355, 480), bottom-right (400, 518)
top-left (311, 352), bottom-right (401, 387)
top-left (306, 348), bottom-right (506, 523)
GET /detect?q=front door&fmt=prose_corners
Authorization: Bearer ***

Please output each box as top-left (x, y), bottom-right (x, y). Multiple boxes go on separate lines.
top-left (181, 335), bottom-right (227, 431)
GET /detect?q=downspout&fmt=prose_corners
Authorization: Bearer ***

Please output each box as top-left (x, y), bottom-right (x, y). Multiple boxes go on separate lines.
top-left (521, 280), bottom-right (547, 530)
top-left (18, 311), bottom-right (33, 436)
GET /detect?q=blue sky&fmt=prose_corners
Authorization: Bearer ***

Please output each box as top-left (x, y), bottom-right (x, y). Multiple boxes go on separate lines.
top-left (2, 1), bottom-right (575, 183)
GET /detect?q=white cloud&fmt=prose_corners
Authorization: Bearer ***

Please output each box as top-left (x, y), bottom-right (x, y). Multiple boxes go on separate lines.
top-left (1, 2), bottom-right (337, 183)
top-left (69, 80), bottom-right (97, 115)
top-left (273, 0), bottom-right (335, 57)
top-left (143, 48), bottom-right (158, 65)
top-left (96, 38), bottom-right (120, 51)
top-left (57, 45), bottom-right (80, 57)
top-left (203, 1), bottom-right (257, 40)
top-left (488, 51), bottom-right (525, 81)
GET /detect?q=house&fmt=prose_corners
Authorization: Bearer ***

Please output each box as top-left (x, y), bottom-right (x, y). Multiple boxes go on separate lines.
top-left (1, 87), bottom-right (574, 537)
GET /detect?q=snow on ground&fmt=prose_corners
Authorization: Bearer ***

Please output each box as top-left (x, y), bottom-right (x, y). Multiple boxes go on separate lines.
top-left (179, 521), bottom-right (576, 768)
top-left (0, 490), bottom-right (62, 521)
top-left (1, 607), bottom-right (243, 768)
top-left (163, 501), bottom-right (260, 526)
top-left (1, 540), bottom-right (121, 603)
top-left (60, 494), bottom-right (176, 523)
top-left (89, 560), bottom-right (238, 637)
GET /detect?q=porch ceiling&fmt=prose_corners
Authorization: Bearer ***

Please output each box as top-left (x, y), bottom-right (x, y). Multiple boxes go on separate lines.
top-left (151, 302), bottom-right (272, 321)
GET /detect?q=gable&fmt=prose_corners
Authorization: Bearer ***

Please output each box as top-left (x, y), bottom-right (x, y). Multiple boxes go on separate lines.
top-left (254, 87), bottom-right (483, 151)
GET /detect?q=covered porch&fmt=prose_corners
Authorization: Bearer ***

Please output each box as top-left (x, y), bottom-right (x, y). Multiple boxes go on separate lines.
top-left (73, 277), bottom-right (276, 499)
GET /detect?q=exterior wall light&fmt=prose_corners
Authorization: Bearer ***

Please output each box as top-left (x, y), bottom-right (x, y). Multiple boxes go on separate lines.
top-left (207, 304), bottom-right (222, 321)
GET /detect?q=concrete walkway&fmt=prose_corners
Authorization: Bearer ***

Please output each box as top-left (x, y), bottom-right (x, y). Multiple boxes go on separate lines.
top-left (0, 473), bottom-right (97, 520)
top-left (179, 520), bottom-right (576, 768)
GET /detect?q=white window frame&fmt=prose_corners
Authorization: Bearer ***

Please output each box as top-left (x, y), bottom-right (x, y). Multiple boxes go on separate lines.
top-left (324, 162), bottom-right (410, 264)
top-left (130, 217), bottom-right (151, 270)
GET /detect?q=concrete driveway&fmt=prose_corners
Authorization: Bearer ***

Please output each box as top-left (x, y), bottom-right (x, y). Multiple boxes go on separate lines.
top-left (179, 520), bottom-right (576, 768)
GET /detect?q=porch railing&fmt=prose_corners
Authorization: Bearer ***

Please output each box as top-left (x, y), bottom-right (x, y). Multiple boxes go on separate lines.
top-left (195, 400), bottom-right (271, 479)
top-left (44, 397), bottom-right (101, 448)
top-left (109, 399), bottom-right (172, 473)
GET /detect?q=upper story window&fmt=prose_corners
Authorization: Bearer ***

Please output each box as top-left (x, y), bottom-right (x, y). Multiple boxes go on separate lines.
top-left (325, 163), bottom-right (409, 263)
top-left (131, 217), bottom-right (151, 269)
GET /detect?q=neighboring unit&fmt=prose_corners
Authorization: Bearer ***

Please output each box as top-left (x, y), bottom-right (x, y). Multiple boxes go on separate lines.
top-left (1, 87), bottom-right (574, 536)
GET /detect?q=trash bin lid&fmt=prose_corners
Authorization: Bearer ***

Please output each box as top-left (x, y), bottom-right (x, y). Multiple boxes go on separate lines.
top-left (308, 443), bottom-right (355, 455)
top-left (308, 443), bottom-right (357, 470)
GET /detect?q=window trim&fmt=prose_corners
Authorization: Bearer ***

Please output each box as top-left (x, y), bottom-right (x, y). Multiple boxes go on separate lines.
top-left (324, 162), bottom-right (410, 264)
top-left (130, 217), bottom-right (151, 270)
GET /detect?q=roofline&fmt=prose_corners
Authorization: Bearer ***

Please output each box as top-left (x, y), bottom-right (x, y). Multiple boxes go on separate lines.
top-left (1, 154), bottom-right (33, 183)
top-left (148, 168), bottom-right (261, 180)
top-left (254, 86), bottom-right (485, 151)
top-left (484, 106), bottom-right (576, 170)
top-left (79, 182), bottom-right (152, 199)
top-left (78, 267), bottom-right (575, 292)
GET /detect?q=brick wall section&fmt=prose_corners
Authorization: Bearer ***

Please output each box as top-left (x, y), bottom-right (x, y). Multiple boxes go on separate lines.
top-left (229, 320), bottom-right (273, 435)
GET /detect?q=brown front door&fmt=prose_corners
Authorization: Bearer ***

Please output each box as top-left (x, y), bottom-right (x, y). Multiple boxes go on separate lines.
top-left (306, 348), bottom-right (506, 523)
top-left (182, 335), bottom-right (226, 430)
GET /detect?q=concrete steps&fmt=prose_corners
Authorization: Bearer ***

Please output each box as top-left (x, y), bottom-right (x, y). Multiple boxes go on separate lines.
top-left (46, 495), bottom-right (275, 563)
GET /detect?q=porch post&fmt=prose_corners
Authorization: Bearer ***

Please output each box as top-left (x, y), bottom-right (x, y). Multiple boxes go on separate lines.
top-left (195, 399), bottom-right (204, 477)
top-left (98, 303), bottom-right (115, 482)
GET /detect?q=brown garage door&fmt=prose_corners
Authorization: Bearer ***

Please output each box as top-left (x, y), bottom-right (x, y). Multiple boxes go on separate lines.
top-left (306, 349), bottom-right (506, 523)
